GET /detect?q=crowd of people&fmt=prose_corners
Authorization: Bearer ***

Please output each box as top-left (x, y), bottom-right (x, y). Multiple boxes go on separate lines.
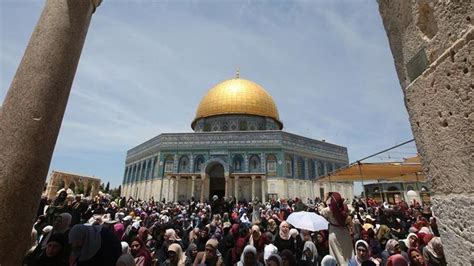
top-left (23, 190), bottom-right (447, 266)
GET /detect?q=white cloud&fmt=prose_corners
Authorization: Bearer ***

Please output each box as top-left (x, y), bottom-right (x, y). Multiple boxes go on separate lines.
top-left (1, 1), bottom-right (413, 187)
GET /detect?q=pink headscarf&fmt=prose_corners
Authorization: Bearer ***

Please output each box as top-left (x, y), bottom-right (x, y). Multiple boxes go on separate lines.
top-left (279, 221), bottom-right (290, 240)
top-left (387, 254), bottom-right (408, 266)
top-left (114, 223), bottom-right (125, 240)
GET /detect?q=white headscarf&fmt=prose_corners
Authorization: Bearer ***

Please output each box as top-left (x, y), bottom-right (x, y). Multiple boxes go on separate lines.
top-left (237, 245), bottom-right (258, 266)
top-left (301, 241), bottom-right (318, 262)
top-left (240, 213), bottom-right (250, 224)
top-left (69, 224), bottom-right (102, 261)
top-left (404, 233), bottom-right (418, 249)
top-left (321, 255), bottom-right (337, 266)
top-left (263, 243), bottom-right (278, 262)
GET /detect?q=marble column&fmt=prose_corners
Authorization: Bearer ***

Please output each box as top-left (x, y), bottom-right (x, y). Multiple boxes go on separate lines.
top-left (251, 175), bottom-right (256, 201)
top-left (261, 176), bottom-right (266, 203)
top-left (224, 174), bottom-right (229, 198)
top-left (174, 176), bottom-right (180, 202)
top-left (191, 176), bottom-right (196, 198)
top-left (200, 175), bottom-right (205, 203)
top-left (167, 176), bottom-right (171, 202)
top-left (293, 179), bottom-right (297, 199)
top-left (234, 176), bottom-right (239, 202)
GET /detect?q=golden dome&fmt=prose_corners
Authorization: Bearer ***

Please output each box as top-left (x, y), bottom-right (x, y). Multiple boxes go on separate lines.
top-left (192, 77), bottom-right (282, 128)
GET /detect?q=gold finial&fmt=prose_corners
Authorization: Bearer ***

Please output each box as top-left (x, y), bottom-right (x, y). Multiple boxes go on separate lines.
top-left (235, 67), bottom-right (240, 79)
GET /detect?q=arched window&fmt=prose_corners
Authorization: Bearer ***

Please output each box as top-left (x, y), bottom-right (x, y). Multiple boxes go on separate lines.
top-left (249, 155), bottom-right (261, 172)
top-left (178, 156), bottom-right (190, 173)
top-left (233, 154), bottom-right (244, 172)
top-left (421, 186), bottom-right (429, 192)
top-left (194, 155), bottom-right (205, 172)
top-left (164, 155), bottom-right (174, 173)
top-left (406, 185), bottom-right (414, 191)
top-left (297, 158), bottom-right (305, 178)
top-left (266, 154), bottom-right (277, 173)
top-left (285, 154), bottom-right (293, 177)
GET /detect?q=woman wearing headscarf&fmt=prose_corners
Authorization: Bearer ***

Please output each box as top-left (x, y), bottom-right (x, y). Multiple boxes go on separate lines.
top-left (249, 225), bottom-right (268, 262)
top-left (299, 241), bottom-right (318, 266)
top-left (266, 219), bottom-right (278, 240)
top-left (266, 254), bottom-right (282, 266)
top-left (289, 228), bottom-right (303, 259)
top-left (280, 249), bottom-right (296, 266)
top-left (27, 233), bottom-right (69, 266)
top-left (381, 239), bottom-right (409, 265)
top-left (236, 245), bottom-right (263, 266)
top-left (408, 248), bottom-right (427, 266)
top-left (69, 223), bottom-right (122, 265)
top-left (386, 254), bottom-right (408, 266)
top-left (193, 239), bottom-right (224, 266)
top-left (39, 212), bottom-right (72, 250)
top-left (114, 223), bottom-right (125, 241)
top-left (158, 228), bottom-right (184, 264)
top-left (320, 255), bottom-right (337, 266)
top-left (315, 231), bottom-right (329, 264)
top-left (422, 237), bottom-right (446, 266)
top-left (240, 213), bottom-right (251, 225)
top-left (130, 237), bottom-right (152, 266)
top-left (273, 221), bottom-right (294, 253)
top-left (116, 242), bottom-right (136, 266)
top-left (348, 240), bottom-right (380, 266)
top-left (185, 243), bottom-right (198, 266)
top-left (403, 233), bottom-right (419, 251)
top-left (164, 243), bottom-right (186, 266)
top-left (318, 192), bottom-right (352, 265)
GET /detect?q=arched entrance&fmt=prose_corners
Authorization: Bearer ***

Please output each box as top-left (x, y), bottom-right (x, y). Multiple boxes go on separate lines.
top-left (208, 164), bottom-right (225, 199)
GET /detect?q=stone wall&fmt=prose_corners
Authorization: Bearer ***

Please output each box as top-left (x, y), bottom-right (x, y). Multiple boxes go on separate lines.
top-left (378, 1), bottom-right (473, 264)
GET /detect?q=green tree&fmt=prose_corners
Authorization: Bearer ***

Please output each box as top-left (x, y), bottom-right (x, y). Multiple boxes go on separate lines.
top-left (105, 182), bottom-right (110, 193)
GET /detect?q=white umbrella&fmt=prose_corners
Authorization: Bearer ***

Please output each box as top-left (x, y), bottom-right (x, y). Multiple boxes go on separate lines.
top-left (286, 211), bottom-right (329, 232)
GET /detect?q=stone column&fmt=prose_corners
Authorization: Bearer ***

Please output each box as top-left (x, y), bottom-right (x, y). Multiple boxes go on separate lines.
top-left (261, 176), bottom-right (266, 203)
top-left (293, 179), bottom-right (297, 199)
top-left (174, 176), bottom-right (180, 202)
top-left (251, 175), bottom-right (256, 201)
top-left (378, 2), bottom-right (472, 263)
top-left (224, 174), bottom-right (229, 198)
top-left (234, 176), bottom-right (239, 202)
top-left (200, 175), bottom-right (205, 203)
top-left (191, 176), bottom-right (196, 198)
top-left (167, 176), bottom-right (171, 202)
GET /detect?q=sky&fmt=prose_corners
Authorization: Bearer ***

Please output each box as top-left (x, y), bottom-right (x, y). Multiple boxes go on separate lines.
top-left (0, 0), bottom-right (415, 192)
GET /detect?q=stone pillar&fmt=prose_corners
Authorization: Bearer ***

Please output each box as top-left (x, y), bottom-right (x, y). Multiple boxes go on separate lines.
top-left (251, 175), bottom-right (256, 201)
top-left (191, 176), bottom-right (196, 198)
top-left (167, 176), bottom-right (171, 202)
top-left (261, 176), bottom-right (266, 203)
top-left (293, 179), bottom-right (297, 199)
top-left (378, 1), bottom-right (473, 264)
top-left (224, 174), bottom-right (229, 198)
top-left (234, 176), bottom-right (239, 202)
top-left (200, 175), bottom-right (205, 203)
top-left (174, 176), bottom-right (180, 202)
